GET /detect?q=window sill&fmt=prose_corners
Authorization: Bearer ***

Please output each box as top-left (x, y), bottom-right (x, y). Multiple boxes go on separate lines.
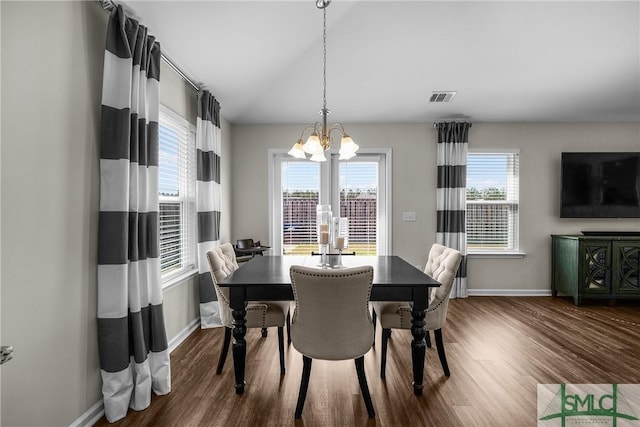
top-left (467, 251), bottom-right (527, 259)
top-left (162, 268), bottom-right (199, 292)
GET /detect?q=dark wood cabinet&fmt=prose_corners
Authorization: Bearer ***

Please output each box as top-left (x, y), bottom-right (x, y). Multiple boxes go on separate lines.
top-left (551, 235), bottom-right (640, 305)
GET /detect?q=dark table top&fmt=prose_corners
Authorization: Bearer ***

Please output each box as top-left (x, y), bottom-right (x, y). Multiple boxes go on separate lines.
top-left (219, 255), bottom-right (440, 289)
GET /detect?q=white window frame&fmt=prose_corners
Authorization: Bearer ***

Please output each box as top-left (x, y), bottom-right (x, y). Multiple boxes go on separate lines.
top-left (158, 105), bottom-right (198, 288)
top-left (466, 149), bottom-right (525, 258)
top-left (329, 152), bottom-right (390, 256)
top-left (268, 148), bottom-right (392, 256)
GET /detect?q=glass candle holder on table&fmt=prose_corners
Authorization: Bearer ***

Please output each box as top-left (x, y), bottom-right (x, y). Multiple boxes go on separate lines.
top-left (316, 205), bottom-right (332, 267)
top-left (333, 217), bottom-right (349, 269)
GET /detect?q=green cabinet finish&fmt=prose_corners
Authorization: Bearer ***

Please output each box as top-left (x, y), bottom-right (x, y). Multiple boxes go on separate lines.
top-left (551, 235), bottom-right (640, 305)
top-left (614, 241), bottom-right (640, 295)
top-left (581, 240), bottom-right (611, 294)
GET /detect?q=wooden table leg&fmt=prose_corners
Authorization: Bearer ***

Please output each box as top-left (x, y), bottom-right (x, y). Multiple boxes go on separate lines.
top-left (230, 288), bottom-right (247, 395)
top-left (231, 307), bottom-right (247, 394)
top-left (410, 308), bottom-right (427, 396)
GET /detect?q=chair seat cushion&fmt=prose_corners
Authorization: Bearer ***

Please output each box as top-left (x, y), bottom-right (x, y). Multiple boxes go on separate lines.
top-left (371, 302), bottom-right (412, 330)
top-left (244, 301), bottom-right (290, 329)
top-left (372, 299), bottom-right (448, 331)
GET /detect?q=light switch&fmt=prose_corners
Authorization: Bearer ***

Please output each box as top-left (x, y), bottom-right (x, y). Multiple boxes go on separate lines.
top-left (403, 211), bottom-right (416, 222)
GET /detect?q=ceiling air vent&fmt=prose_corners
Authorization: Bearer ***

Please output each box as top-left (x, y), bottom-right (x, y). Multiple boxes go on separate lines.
top-left (429, 91), bottom-right (457, 103)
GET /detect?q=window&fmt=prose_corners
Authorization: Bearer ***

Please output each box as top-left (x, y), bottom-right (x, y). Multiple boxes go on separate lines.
top-left (331, 158), bottom-right (381, 255)
top-left (158, 106), bottom-right (197, 283)
top-left (281, 161), bottom-right (321, 255)
top-left (466, 150), bottom-right (520, 253)
top-left (270, 150), bottom-right (391, 256)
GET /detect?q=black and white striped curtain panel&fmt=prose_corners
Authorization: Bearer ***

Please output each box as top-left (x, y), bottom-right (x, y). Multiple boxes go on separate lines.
top-left (196, 91), bottom-right (223, 328)
top-left (98, 6), bottom-right (170, 422)
top-left (436, 122), bottom-right (470, 298)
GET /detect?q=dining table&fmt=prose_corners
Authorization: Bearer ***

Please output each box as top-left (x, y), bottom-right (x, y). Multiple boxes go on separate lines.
top-left (217, 255), bottom-right (441, 396)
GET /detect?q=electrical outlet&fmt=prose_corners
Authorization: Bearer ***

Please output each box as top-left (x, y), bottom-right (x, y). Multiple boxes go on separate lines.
top-left (403, 211), bottom-right (416, 222)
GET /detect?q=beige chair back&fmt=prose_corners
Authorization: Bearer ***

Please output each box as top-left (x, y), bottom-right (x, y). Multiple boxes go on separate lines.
top-left (424, 243), bottom-right (462, 329)
top-left (206, 243), bottom-right (240, 327)
top-left (289, 265), bottom-right (374, 361)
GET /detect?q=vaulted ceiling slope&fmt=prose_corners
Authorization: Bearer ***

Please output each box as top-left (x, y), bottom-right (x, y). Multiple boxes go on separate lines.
top-left (122, 1), bottom-right (640, 125)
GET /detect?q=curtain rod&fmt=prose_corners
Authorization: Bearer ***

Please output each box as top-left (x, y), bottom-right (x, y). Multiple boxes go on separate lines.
top-left (433, 122), bottom-right (473, 128)
top-left (98, 0), bottom-right (200, 92)
top-left (161, 55), bottom-right (200, 92)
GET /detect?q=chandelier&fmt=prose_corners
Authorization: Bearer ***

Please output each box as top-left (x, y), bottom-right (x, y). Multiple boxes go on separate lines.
top-left (288, 0), bottom-right (359, 162)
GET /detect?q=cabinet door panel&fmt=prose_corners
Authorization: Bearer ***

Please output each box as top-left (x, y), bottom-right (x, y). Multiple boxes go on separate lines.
top-left (581, 242), bottom-right (611, 293)
top-left (614, 242), bottom-right (640, 294)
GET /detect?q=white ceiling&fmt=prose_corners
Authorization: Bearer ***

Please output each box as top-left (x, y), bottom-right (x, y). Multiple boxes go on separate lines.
top-left (121, 0), bottom-right (640, 125)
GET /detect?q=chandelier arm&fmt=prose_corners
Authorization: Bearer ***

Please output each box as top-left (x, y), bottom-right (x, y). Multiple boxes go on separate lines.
top-left (326, 124), bottom-right (346, 142)
top-left (328, 123), bottom-right (346, 135)
top-left (298, 123), bottom-right (321, 140)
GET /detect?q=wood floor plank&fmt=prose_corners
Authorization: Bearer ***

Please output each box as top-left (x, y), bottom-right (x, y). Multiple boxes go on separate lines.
top-left (94, 297), bottom-right (640, 426)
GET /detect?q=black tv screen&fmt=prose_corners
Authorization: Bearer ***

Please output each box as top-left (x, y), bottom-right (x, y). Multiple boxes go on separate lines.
top-left (561, 152), bottom-right (640, 218)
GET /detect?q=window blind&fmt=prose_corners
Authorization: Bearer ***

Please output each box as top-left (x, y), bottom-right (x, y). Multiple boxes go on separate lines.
top-left (338, 161), bottom-right (378, 255)
top-left (466, 152), bottom-right (519, 251)
top-left (158, 108), bottom-right (197, 278)
top-left (281, 160), bottom-right (320, 254)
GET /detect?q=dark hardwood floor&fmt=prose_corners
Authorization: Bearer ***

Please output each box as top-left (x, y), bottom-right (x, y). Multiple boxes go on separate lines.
top-left (94, 297), bottom-right (640, 426)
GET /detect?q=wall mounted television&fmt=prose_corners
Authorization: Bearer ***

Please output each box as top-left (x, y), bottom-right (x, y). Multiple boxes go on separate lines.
top-left (561, 152), bottom-right (640, 218)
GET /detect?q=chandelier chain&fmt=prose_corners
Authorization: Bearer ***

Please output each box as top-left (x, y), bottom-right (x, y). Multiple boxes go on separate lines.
top-left (322, 6), bottom-right (327, 112)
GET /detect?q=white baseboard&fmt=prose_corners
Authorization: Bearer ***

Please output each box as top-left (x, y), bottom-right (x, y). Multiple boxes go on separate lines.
top-left (168, 318), bottom-right (201, 353)
top-left (72, 317), bottom-right (201, 427)
top-left (69, 400), bottom-right (105, 427)
top-left (467, 289), bottom-right (553, 297)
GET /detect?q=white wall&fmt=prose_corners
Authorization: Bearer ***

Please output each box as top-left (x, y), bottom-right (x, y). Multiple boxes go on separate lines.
top-left (230, 123), bottom-right (436, 262)
top-left (1, 2), bottom-right (231, 425)
top-left (468, 122), bottom-right (640, 292)
top-left (0, 1), bottom-right (4, 424)
top-left (231, 122), bottom-right (640, 292)
top-left (1, 2), bottom-right (106, 425)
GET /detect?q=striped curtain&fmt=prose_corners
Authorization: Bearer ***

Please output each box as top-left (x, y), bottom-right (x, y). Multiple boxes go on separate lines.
top-left (196, 91), bottom-right (223, 328)
top-left (436, 122), bottom-right (470, 298)
top-left (98, 6), bottom-right (170, 422)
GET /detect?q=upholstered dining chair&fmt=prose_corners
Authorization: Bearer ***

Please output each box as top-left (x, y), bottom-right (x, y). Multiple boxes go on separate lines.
top-left (233, 239), bottom-right (254, 263)
top-left (206, 243), bottom-right (290, 376)
top-left (289, 265), bottom-right (376, 419)
top-left (371, 243), bottom-right (462, 379)
top-left (235, 238), bottom-right (256, 251)
top-left (236, 238), bottom-right (270, 257)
